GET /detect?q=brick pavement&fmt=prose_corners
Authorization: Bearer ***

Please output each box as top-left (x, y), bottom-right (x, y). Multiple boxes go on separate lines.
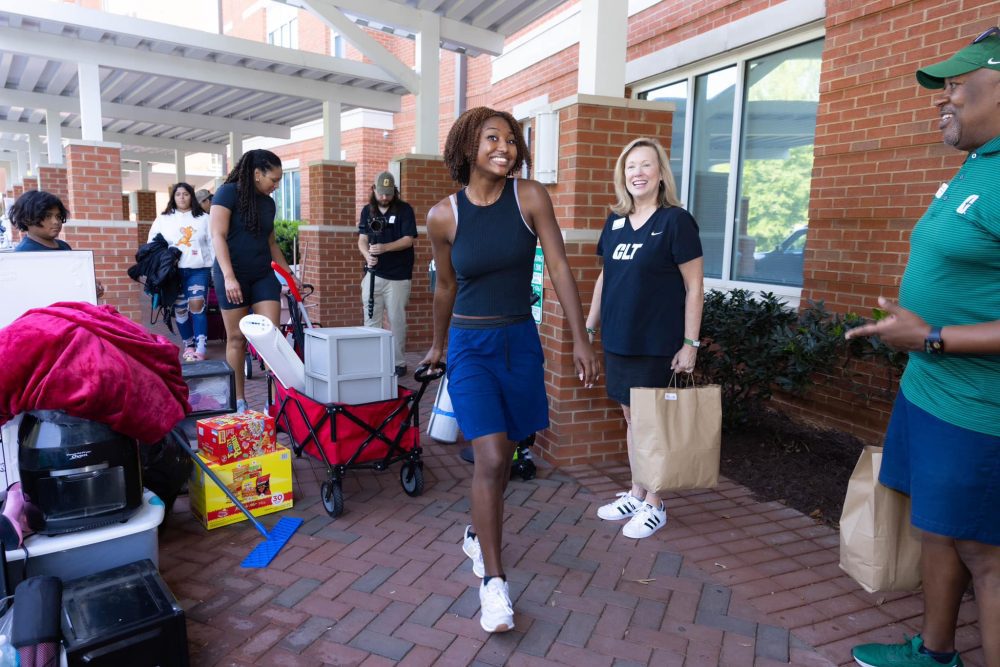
top-left (157, 339), bottom-right (984, 667)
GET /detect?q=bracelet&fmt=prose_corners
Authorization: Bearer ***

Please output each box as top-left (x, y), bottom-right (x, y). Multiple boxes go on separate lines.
top-left (586, 327), bottom-right (598, 335)
top-left (683, 337), bottom-right (701, 348)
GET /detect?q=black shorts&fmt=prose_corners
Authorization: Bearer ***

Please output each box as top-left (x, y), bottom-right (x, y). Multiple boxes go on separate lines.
top-left (604, 351), bottom-right (672, 406)
top-left (211, 267), bottom-right (281, 310)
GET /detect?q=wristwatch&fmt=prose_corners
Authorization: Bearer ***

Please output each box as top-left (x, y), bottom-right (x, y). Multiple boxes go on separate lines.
top-left (924, 326), bottom-right (944, 354)
top-left (683, 337), bottom-right (701, 348)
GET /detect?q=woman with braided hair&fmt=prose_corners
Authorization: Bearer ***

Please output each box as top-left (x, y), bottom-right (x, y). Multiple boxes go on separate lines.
top-left (210, 148), bottom-right (294, 412)
top-left (420, 106), bottom-right (599, 633)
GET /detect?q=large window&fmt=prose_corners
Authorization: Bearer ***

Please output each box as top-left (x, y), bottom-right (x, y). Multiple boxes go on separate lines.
top-left (273, 170), bottom-right (300, 221)
top-left (642, 37), bottom-right (822, 290)
top-left (267, 18), bottom-right (298, 49)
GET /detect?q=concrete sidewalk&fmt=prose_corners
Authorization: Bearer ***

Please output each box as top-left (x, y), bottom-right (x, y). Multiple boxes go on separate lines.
top-left (157, 340), bottom-right (983, 667)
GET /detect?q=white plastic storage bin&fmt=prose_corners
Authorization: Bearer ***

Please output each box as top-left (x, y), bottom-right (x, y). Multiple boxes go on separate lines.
top-left (4, 489), bottom-right (165, 585)
top-left (305, 327), bottom-right (394, 378)
top-left (305, 372), bottom-right (397, 405)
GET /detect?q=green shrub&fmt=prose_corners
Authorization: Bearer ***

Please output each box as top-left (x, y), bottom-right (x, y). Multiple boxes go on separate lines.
top-left (696, 290), bottom-right (905, 429)
top-left (274, 219), bottom-right (302, 265)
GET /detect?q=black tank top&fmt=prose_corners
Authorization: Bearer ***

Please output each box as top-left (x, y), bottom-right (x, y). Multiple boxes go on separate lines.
top-left (450, 179), bottom-right (537, 317)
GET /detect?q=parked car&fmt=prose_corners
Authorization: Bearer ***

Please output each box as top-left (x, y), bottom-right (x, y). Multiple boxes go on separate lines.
top-left (753, 227), bottom-right (806, 285)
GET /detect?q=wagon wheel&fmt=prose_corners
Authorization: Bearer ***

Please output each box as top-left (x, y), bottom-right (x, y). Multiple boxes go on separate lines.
top-left (400, 462), bottom-right (424, 497)
top-left (244, 352), bottom-right (254, 379)
top-left (321, 479), bottom-right (344, 518)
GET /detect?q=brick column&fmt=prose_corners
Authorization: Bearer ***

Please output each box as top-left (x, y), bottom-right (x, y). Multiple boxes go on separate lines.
top-left (396, 155), bottom-right (460, 351)
top-left (12, 185), bottom-right (23, 198)
top-left (37, 165), bottom-right (69, 204)
top-left (536, 96), bottom-right (677, 466)
top-left (64, 141), bottom-right (140, 321)
top-left (299, 161), bottom-right (357, 328)
top-left (121, 193), bottom-right (130, 220)
top-left (22, 177), bottom-right (37, 192)
top-left (135, 190), bottom-right (157, 246)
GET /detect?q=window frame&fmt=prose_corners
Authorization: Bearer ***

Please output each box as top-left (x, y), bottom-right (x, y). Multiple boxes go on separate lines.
top-left (632, 25), bottom-right (824, 304)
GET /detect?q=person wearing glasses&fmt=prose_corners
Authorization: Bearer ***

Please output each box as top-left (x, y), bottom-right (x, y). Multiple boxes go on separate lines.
top-left (846, 27), bottom-right (1000, 667)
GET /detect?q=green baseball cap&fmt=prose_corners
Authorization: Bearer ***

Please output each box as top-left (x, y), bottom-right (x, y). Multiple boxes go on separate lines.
top-left (916, 28), bottom-right (1000, 89)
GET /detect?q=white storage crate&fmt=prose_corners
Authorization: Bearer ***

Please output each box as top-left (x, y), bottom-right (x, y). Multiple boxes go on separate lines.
top-left (4, 489), bottom-right (165, 586)
top-left (305, 327), bottom-right (394, 378)
top-left (305, 372), bottom-right (397, 404)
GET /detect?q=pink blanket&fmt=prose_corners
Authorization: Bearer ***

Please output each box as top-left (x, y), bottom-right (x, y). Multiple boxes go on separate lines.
top-left (0, 302), bottom-right (189, 443)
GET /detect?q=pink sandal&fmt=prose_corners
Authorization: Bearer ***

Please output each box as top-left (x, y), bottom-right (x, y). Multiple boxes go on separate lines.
top-left (182, 346), bottom-right (198, 362)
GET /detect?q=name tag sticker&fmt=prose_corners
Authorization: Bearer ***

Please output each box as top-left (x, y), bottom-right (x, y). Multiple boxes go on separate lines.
top-left (663, 392), bottom-right (678, 401)
top-left (389, 215), bottom-right (396, 224)
top-left (935, 183), bottom-right (948, 198)
top-left (612, 217), bottom-right (626, 230)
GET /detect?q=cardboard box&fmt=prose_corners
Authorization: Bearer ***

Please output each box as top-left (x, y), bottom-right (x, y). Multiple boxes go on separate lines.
top-left (189, 447), bottom-right (294, 530)
top-left (196, 410), bottom-right (276, 464)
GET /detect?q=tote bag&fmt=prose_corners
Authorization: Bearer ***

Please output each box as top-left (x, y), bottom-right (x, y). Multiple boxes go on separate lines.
top-left (838, 445), bottom-right (922, 592)
top-left (629, 379), bottom-right (721, 493)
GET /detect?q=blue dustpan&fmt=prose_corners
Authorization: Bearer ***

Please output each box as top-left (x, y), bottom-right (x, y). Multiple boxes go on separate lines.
top-left (171, 430), bottom-right (303, 568)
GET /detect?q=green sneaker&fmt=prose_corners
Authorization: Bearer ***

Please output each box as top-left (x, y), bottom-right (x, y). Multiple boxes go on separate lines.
top-left (852, 635), bottom-right (963, 667)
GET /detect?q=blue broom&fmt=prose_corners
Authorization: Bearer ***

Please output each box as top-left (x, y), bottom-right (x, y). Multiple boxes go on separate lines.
top-left (171, 430), bottom-right (303, 568)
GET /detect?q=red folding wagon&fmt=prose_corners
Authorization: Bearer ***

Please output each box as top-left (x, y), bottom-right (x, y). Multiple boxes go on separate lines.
top-left (267, 364), bottom-right (443, 518)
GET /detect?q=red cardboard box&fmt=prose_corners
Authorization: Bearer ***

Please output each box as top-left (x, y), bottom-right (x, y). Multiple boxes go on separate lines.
top-left (196, 410), bottom-right (277, 464)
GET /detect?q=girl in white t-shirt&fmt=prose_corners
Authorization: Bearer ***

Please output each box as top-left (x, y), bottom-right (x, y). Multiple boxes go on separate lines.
top-left (148, 182), bottom-right (214, 361)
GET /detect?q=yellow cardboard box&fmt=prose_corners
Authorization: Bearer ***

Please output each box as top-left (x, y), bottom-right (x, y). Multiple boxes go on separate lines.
top-left (189, 446), bottom-right (294, 530)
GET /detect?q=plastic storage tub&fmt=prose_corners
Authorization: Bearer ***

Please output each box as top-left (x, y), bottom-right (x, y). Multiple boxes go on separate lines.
top-left (304, 327), bottom-right (396, 403)
top-left (4, 489), bottom-right (165, 585)
top-left (182, 360), bottom-right (236, 414)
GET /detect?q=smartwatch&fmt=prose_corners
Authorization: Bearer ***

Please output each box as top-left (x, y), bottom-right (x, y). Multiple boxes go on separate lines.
top-left (924, 326), bottom-right (944, 354)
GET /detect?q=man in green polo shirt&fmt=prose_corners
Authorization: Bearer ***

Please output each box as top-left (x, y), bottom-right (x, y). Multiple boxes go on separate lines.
top-left (845, 27), bottom-right (1000, 667)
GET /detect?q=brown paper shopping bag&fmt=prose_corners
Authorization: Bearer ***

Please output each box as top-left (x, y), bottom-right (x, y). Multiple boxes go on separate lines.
top-left (629, 380), bottom-right (721, 493)
top-left (838, 445), bottom-right (922, 592)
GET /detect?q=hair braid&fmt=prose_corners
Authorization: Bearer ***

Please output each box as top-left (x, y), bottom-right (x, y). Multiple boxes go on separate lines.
top-left (223, 149), bottom-right (281, 235)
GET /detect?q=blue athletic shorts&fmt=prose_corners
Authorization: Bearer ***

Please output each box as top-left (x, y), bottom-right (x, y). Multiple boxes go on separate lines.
top-left (446, 316), bottom-right (549, 442)
top-left (880, 390), bottom-right (1000, 545)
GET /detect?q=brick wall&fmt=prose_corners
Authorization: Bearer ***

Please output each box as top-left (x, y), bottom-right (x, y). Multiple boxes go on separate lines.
top-left (786, 0), bottom-right (990, 441)
top-left (135, 190), bottom-right (157, 247)
top-left (37, 166), bottom-right (68, 204)
top-left (536, 100), bottom-right (677, 466)
top-left (22, 177), bottom-right (37, 192)
top-left (300, 162), bottom-right (359, 328)
top-left (343, 127), bottom-right (396, 216)
top-left (63, 142), bottom-right (139, 321)
top-left (396, 156), bottom-right (461, 352)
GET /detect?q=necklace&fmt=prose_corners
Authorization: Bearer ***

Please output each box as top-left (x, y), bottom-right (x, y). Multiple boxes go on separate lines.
top-left (465, 184), bottom-right (504, 207)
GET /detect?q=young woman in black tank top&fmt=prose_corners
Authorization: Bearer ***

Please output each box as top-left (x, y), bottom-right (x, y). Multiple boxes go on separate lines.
top-left (420, 108), bottom-right (599, 633)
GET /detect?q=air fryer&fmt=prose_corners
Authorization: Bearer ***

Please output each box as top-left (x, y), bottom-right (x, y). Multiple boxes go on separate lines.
top-left (18, 411), bottom-right (143, 535)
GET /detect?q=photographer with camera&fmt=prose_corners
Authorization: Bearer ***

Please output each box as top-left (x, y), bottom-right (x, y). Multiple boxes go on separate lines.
top-left (358, 171), bottom-right (418, 376)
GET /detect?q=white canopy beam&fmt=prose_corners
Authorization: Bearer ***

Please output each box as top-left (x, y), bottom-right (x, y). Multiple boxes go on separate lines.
top-left (0, 27), bottom-right (402, 112)
top-left (577, 0), bottom-right (626, 97)
top-left (0, 90), bottom-right (292, 140)
top-left (175, 150), bottom-right (186, 183)
top-left (0, 119), bottom-right (227, 155)
top-left (294, 0), bottom-right (418, 93)
top-left (414, 11), bottom-right (440, 155)
top-left (77, 62), bottom-right (104, 142)
top-left (45, 109), bottom-right (64, 165)
top-left (26, 135), bottom-right (42, 175)
top-left (0, 2), bottom-right (398, 87)
top-left (297, 0), bottom-right (505, 55)
top-left (323, 101), bottom-right (341, 161)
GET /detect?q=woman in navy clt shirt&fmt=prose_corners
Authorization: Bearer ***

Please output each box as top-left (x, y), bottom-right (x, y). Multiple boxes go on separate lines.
top-left (586, 137), bottom-right (704, 540)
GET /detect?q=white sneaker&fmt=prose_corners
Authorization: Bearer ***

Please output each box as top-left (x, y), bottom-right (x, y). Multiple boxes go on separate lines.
top-left (462, 525), bottom-right (485, 578)
top-left (597, 492), bottom-right (643, 520)
top-left (479, 578), bottom-right (514, 633)
top-left (622, 502), bottom-right (667, 539)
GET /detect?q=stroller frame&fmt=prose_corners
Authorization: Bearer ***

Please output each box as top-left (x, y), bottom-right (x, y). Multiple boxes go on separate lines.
top-left (267, 365), bottom-right (442, 518)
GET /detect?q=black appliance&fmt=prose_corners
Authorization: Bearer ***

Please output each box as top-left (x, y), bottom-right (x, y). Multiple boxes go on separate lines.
top-left (61, 559), bottom-right (189, 667)
top-left (18, 411), bottom-right (143, 535)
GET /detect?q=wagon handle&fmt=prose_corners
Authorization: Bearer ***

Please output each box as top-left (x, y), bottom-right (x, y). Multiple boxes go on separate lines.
top-left (414, 362), bottom-right (446, 384)
top-left (271, 261), bottom-right (303, 303)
